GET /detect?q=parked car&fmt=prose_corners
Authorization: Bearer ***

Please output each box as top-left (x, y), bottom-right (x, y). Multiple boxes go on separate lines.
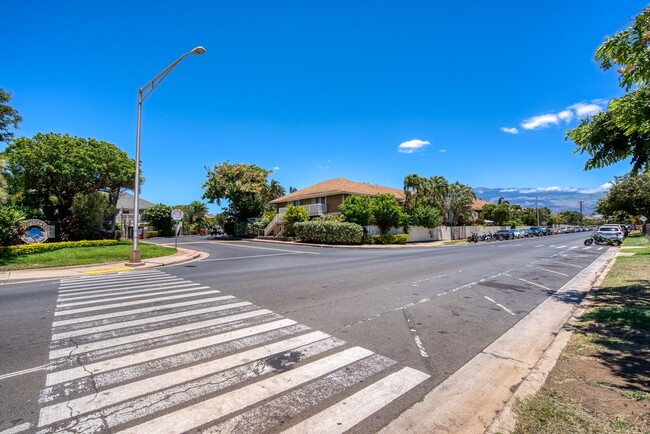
top-left (495, 229), bottom-right (514, 240)
top-left (601, 224), bottom-right (628, 238)
top-left (529, 227), bottom-right (544, 236)
top-left (210, 226), bottom-right (225, 236)
top-left (595, 225), bottom-right (625, 242)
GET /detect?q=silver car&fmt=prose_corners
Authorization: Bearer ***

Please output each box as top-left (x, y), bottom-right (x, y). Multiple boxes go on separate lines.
top-left (595, 226), bottom-right (624, 241)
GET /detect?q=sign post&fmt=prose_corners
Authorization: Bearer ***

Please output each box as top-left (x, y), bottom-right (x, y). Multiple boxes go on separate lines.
top-left (171, 209), bottom-right (184, 249)
top-left (640, 215), bottom-right (648, 235)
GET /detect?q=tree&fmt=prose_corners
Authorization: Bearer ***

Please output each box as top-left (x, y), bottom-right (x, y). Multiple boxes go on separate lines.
top-left (558, 211), bottom-right (583, 225)
top-left (403, 174), bottom-right (449, 212)
top-left (409, 205), bottom-right (442, 228)
top-left (142, 204), bottom-right (173, 236)
top-left (566, 7), bottom-right (650, 173)
top-left (176, 201), bottom-right (209, 234)
top-left (70, 192), bottom-right (109, 240)
top-left (0, 88), bottom-right (22, 144)
top-left (282, 204), bottom-right (309, 237)
top-left (0, 206), bottom-right (25, 246)
top-left (445, 182), bottom-right (476, 225)
top-left (202, 162), bottom-right (273, 222)
top-left (2, 133), bottom-right (136, 239)
top-left (481, 203), bottom-right (510, 226)
top-left (596, 172), bottom-right (650, 219)
top-left (372, 193), bottom-right (406, 234)
top-left (339, 195), bottom-right (374, 229)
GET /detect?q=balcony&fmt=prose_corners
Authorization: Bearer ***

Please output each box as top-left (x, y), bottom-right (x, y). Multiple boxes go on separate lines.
top-left (278, 203), bottom-right (327, 216)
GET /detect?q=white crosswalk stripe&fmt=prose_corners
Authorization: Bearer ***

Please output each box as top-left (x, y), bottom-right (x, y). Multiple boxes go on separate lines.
top-left (39, 270), bottom-right (429, 433)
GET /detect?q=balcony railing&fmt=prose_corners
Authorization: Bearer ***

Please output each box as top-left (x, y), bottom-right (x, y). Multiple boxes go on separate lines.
top-left (278, 203), bottom-right (327, 216)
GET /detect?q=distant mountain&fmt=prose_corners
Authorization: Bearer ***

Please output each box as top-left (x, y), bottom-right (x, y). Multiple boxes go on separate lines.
top-left (473, 187), bottom-right (607, 216)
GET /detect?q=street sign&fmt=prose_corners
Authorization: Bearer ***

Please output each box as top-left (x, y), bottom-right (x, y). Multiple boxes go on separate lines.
top-left (171, 209), bottom-right (184, 221)
top-left (640, 215), bottom-right (647, 223)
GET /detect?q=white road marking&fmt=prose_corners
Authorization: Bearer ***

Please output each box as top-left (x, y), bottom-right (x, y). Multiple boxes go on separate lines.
top-left (202, 252), bottom-right (304, 262)
top-left (583, 246), bottom-right (592, 250)
top-left (281, 367), bottom-right (430, 434)
top-left (116, 347), bottom-right (373, 434)
top-left (518, 278), bottom-right (553, 291)
top-left (538, 267), bottom-right (569, 276)
top-left (534, 245), bottom-right (544, 248)
top-left (46, 318), bottom-right (297, 386)
top-left (59, 273), bottom-right (173, 289)
top-left (51, 301), bottom-right (253, 340)
top-left (49, 309), bottom-right (273, 359)
top-left (54, 289), bottom-right (219, 316)
top-left (56, 285), bottom-right (206, 307)
top-left (0, 422), bottom-right (32, 434)
top-left (52, 295), bottom-right (235, 327)
top-left (209, 241), bottom-right (320, 255)
top-left (484, 296), bottom-right (516, 316)
top-left (57, 281), bottom-right (199, 301)
top-left (413, 334), bottom-right (429, 358)
top-left (58, 275), bottom-right (180, 292)
top-left (555, 245), bottom-right (567, 249)
top-left (0, 365), bottom-right (46, 381)
top-left (598, 246), bottom-right (604, 250)
top-left (548, 260), bottom-right (582, 269)
top-left (39, 331), bottom-right (331, 426)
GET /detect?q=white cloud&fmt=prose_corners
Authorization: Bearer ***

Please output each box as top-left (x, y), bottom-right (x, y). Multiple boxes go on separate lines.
top-left (499, 188), bottom-right (518, 192)
top-left (439, 149), bottom-right (446, 153)
top-left (273, 166), bottom-right (280, 171)
top-left (578, 182), bottom-right (612, 194)
top-left (500, 127), bottom-right (519, 134)
top-left (521, 114), bottom-right (560, 130)
top-left (519, 186), bottom-right (578, 194)
top-left (557, 110), bottom-right (573, 123)
top-left (517, 100), bottom-right (607, 132)
top-left (398, 139), bottom-right (430, 154)
top-left (568, 102), bottom-right (604, 116)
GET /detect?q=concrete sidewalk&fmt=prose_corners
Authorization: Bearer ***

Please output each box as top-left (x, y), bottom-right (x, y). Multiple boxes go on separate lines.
top-left (0, 247), bottom-right (207, 285)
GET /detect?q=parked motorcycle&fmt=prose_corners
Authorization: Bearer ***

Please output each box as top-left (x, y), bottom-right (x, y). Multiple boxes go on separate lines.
top-left (584, 234), bottom-right (621, 246)
top-left (467, 233), bottom-right (479, 243)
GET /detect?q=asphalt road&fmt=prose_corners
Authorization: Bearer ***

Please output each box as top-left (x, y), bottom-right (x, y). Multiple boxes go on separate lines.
top-left (0, 232), bottom-right (610, 433)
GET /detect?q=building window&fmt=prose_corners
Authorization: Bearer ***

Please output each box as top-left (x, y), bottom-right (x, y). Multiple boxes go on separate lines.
top-left (311, 197), bottom-right (326, 205)
top-left (293, 200), bottom-right (301, 206)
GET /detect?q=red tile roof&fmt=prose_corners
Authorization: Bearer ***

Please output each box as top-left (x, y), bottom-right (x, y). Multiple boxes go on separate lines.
top-left (472, 198), bottom-right (491, 210)
top-left (270, 178), bottom-right (405, 204)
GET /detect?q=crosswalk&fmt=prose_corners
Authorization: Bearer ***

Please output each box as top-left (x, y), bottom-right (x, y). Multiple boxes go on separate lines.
top-left (37, 270), bottom-right (429, 433)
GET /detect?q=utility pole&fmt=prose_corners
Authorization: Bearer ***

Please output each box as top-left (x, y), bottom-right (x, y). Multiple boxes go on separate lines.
top-left (578, 201), bottom-right (584, 224)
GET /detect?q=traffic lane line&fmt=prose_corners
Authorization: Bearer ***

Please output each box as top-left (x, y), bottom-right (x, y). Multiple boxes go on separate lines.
top-left (0, 365), bottom-right (47, 381)
top-left (201, 252), bottom-right (309, 262)
top-left (162, 240), bottom-right (321, 255)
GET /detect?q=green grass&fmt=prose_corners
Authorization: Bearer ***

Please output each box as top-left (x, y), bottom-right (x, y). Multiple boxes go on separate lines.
top-left (512, 390), bottom-right (643, 434)
top-left (0, 241), bottom-right (176, 270)
top-left (622, 231), bottom-right (650, 247)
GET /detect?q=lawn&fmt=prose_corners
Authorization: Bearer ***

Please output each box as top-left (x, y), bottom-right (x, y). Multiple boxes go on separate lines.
top-left (512, 236), bottom-right (650, 433)
top-left (0, 241), bottom-right (176, 270)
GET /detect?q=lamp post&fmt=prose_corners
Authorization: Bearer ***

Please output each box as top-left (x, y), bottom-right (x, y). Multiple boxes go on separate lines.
top-left (129, 46), bottom-right (206, 265)
top-left (535, 192), bottom-right (551, 227)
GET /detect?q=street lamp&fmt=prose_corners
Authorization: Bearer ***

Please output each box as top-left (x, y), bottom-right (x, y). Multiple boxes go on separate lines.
top-left (129, 46), bottom-right (206, 265)
top-left (535, 192), bottom-right (551, 227)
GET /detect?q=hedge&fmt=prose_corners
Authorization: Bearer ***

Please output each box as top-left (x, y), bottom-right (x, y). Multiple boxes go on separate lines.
top-left (366, 234), bottom-right (408, 245)
top-left (294, 221), bottom-right (363, 245)
top-left (0, 240), bottom-right (119, 257)
top-left (146, 231), bottom-right (159, 239)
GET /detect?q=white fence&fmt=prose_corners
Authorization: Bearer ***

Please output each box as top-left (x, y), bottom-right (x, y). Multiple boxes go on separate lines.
top-left (364, 225), bottom-right (512, 242)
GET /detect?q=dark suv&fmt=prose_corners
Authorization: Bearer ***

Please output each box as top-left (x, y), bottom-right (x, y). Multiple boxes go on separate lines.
top-left (529, 227), bottom-right (543, 236)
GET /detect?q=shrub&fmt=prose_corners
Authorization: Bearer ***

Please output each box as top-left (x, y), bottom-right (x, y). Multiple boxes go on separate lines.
top-left (114, 230), bottom-right (122, 241)
top-left (409, 206), bottom-right (442, 229)
top-left (366, 234), bottom-right (408, 244)
top-left (282, 205), bottom-right (309, 237)
top-left (146, 231), bottom-right (159, 239)
top-left (223, 221), bottom-right (235, 236)
top-left (294, 221), bottom-right (363, 245)
top-left (0, 239), bottom-right (118, 257)
top-left (0, 206), bottom-right (26, 245)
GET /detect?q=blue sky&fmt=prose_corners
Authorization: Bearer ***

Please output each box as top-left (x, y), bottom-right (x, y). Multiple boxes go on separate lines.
top-left (3, 1), bottom-right (647, 213)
